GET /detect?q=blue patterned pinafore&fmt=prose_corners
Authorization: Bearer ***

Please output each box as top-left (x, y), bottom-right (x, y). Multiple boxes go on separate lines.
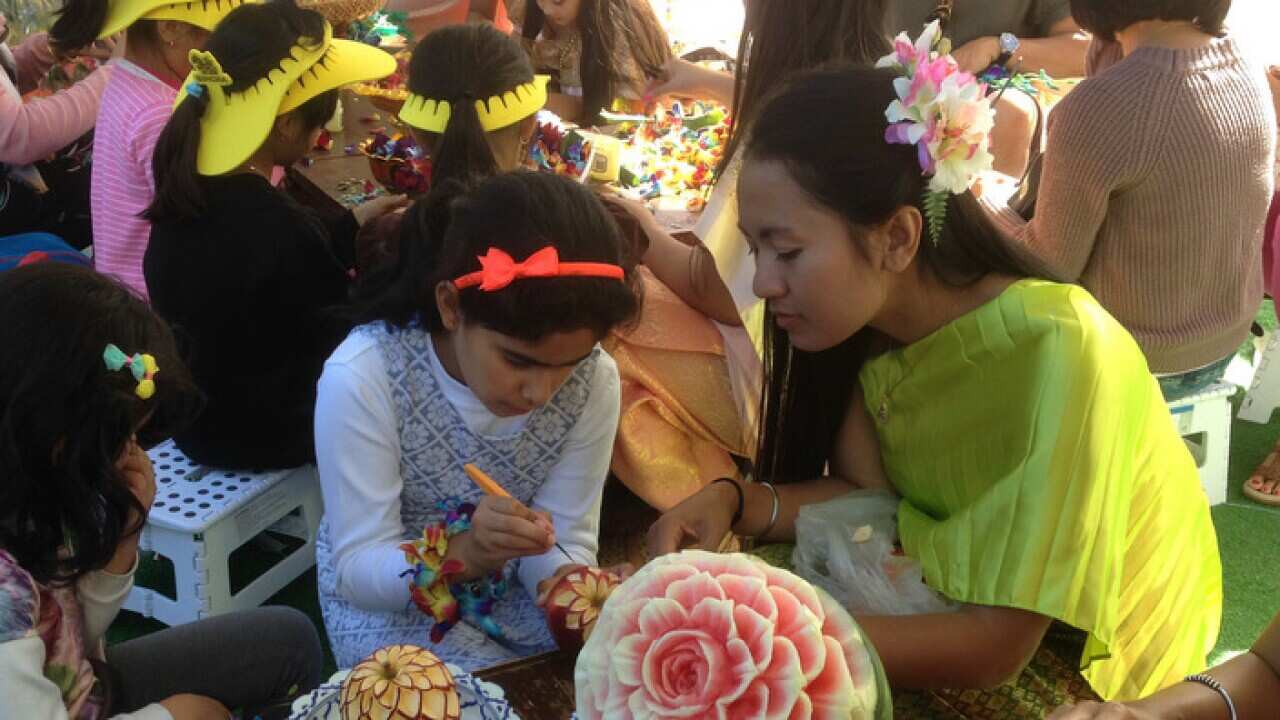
top-left (317, 322), bottom-right (598, 670)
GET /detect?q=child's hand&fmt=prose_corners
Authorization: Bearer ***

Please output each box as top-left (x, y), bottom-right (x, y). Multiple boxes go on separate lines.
top-left (466, 495), bottom-right (556, 573)
top-left (159, 693), bottom-right (231, 720)
top-left (535, 563), bottom-right (635, 607)
top-left (117, 437), bottom-right (156, 532)
top-left (352, 194), bottom-right (410, 226)
top-left (598, 190), bottom-right (657, 233)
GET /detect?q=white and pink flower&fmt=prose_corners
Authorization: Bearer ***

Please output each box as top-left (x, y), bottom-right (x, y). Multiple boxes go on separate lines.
top-left (877, 20), bottom-right (996, 195)
top-left (574, 551), bottom-right (882, 720)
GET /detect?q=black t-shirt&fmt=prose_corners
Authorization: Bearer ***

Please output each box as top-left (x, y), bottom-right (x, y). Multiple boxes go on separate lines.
top-left (890, 0), bottom-right (1072, 47)
top-left (145, 173), bottom-right (359, 469)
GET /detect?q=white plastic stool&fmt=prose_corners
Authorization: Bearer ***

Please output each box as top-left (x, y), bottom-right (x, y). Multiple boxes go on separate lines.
top-left (1167, 382), bottom-right (1235, 506)
top-left (1240, 330), bottom-right (1280, 423)
top-left (123, 440), bottom-right (323, 626)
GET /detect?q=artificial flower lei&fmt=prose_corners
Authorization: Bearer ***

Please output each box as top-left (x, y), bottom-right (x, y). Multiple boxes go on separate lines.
top-left (400, 500), bottom-right (508, 644)
top-left (876, 20), bottom-right (997, 244)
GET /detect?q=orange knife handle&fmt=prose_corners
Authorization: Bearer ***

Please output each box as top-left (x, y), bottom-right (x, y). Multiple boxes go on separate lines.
top-left (464, 463), bottom-right (512, 498)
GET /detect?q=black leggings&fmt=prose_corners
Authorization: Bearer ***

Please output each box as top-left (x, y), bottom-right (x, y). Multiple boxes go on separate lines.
top-left (105, 606), bottom-right (323, 720)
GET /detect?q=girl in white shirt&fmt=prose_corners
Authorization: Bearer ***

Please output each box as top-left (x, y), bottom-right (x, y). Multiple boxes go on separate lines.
top-left (315, 170), bottom-right (640, 670)
top-left (0, 262), bottom-right (321, 720)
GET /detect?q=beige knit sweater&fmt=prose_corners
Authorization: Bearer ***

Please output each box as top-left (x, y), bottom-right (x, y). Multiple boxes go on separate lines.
top-left (985, 36), bottom-right (1276, 373)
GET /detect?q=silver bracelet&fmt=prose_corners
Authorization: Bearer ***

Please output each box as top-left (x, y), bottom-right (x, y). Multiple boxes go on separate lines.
top-left (758, 481), bottom-right (781, 539)
top-left (1185, 674), bottom-right (1237, 720)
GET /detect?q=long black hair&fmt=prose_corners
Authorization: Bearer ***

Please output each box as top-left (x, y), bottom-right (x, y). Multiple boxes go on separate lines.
top-left (0, 263), bottom-right (202, 586)
top-left (145, 0), bottom-right (339, 222)
top-left (407, 23), bottom-right (536, 185)
top-left (718, 0), bottom-right (892, 181)
top-left (353, 170), bottom-right (641, 342)
top-left (50, 0), bottom-right (169, 56)
top-left (521, 0), bottom-right (672, 124)
top-left (745, 67), bottom-right (1054, 485)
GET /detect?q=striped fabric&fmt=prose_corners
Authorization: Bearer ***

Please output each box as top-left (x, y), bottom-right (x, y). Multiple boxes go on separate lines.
top-left (90, 60), bottom-right (176, 301)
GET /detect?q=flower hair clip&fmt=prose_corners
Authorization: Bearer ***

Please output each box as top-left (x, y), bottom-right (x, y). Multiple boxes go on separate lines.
top-left (876, 20), bottom-right (997, 244)
top-left (103, 344), bottom-right (159, 400)
top-left (453, 246), bottom-right (625, 292)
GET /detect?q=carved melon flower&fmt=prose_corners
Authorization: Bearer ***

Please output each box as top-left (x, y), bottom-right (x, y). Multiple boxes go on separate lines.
top-left (341, 645), bottom-right (460, 720)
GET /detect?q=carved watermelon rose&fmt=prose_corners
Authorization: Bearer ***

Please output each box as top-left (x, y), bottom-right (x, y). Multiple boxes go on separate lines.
top-left (575, 551), bottom-right (883, 719)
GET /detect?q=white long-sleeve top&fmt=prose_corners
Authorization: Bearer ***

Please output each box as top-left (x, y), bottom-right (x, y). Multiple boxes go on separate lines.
top-left (0, 551), bottom-right (171, 720)
top-left (314, 330), bottom-right (620, 611)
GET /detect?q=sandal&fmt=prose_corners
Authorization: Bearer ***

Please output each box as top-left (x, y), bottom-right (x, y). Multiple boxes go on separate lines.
top-left (1244, 450), bottom-right (1280, 506)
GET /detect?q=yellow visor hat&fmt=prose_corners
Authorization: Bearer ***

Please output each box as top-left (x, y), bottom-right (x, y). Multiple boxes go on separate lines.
top-left (100, 0), bottom-right (259, 38)
top-left (175, 21), bottom-right (396, 176)
top-left (399, 74), bottom-right (550, 133)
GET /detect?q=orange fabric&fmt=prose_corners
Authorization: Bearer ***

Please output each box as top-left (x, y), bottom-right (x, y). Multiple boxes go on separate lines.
top-left (603, 269), bottom-right (747, 511)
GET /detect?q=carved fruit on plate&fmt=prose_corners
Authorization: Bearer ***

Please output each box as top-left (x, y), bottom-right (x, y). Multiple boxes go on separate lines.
top-left (341, 644), bottom-right (460, 720)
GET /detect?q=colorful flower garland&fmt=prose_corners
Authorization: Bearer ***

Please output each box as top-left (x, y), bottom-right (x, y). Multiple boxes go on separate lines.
top-left (400, 500), bottom-right (508, 644)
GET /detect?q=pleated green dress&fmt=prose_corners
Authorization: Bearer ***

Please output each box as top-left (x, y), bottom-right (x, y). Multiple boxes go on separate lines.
top-left (860, 279), bottom-right (1222, 702)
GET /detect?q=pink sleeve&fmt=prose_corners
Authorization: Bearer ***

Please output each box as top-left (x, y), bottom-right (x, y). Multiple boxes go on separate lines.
top-left (11, 33), bottom-right (58, 95)
top-left (0, 65), bottom-right (110, 166)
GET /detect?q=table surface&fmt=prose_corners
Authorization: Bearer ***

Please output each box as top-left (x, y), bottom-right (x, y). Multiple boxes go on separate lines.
top-left (288, 92), bottom-right (394, 215)
top-left (474, 650), bottom-right (578, 719)
top-left (289, 92), bottom-right (706, 234)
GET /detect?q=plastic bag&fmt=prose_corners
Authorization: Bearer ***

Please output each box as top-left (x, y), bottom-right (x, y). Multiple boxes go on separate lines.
top-left (792, 490), bottom-right (957, 616)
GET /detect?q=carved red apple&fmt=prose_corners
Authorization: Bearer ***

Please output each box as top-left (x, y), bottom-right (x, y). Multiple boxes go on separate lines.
top-left (545, 567), bottom-right (622, 651)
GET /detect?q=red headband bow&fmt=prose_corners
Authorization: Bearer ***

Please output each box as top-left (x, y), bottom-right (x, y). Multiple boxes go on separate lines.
top-left (453, 247), bottom-right (625, 292)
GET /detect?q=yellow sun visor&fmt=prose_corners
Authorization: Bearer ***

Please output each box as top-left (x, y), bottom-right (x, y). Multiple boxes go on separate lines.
top-left (174, 21), bottom-right (396, 176)
top-left (100, 0), bottom-right (259, 39)
top-left (399, 74), bottom-right (549, 133)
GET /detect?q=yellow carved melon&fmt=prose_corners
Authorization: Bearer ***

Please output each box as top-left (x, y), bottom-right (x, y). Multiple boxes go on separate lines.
top-left (341, 645), bottom-right (460, 720)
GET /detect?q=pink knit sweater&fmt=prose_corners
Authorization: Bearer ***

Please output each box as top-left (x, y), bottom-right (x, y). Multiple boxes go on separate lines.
top-left (985, 37), bottom-right (1276, 373)
top-left (0, 33), bottom-right (110, 166)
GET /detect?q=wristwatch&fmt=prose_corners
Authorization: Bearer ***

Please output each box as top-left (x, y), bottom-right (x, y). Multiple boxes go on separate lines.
top-left (995, 32), bottom-right (1021, 69)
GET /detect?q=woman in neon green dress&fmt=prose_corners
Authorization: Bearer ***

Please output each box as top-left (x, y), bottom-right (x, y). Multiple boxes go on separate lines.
top-left (646, 48), bottom-right (1222, 711)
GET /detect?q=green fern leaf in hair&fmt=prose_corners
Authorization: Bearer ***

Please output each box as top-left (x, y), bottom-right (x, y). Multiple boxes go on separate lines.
top-left (923, 189), bottom-right (949, 245)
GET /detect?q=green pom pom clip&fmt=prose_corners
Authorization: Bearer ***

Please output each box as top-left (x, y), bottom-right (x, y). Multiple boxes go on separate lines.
top-left (923, 189), bottom-right (949, 246)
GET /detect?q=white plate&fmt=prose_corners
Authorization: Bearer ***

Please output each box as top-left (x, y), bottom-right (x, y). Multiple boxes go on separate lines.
top-left (289, 666), bottom-right (519, 720)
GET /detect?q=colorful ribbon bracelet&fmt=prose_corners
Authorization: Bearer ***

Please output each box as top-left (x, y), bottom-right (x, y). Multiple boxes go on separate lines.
top-left (400, 500), bottom-right (508, 643)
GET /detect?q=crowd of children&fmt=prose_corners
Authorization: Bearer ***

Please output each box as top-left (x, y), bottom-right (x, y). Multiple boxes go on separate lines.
top-left (2, 0), bottom-right (1280, 718)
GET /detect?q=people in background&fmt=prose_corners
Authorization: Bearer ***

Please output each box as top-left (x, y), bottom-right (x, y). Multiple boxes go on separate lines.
top-left (982, 0), bottom-right (1275, 402)
top-left (0, 12), bottom-right (114, 246)
top-left (49, 0), bottom-right (250, 299)
top-left (509, 0), bottom-right (672, 123)
top-left (143, 0), bottom-right (401, 469)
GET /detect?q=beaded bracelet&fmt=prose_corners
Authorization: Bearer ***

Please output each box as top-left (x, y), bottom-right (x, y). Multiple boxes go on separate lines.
top-left (1185, 674), bottom-right (1237, 720)
top-left (400, 500), bottom-right (508, 643)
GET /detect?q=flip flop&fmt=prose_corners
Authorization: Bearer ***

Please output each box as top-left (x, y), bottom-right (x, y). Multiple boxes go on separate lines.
top-left (1244, 451), bottom-right (1280, 506)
